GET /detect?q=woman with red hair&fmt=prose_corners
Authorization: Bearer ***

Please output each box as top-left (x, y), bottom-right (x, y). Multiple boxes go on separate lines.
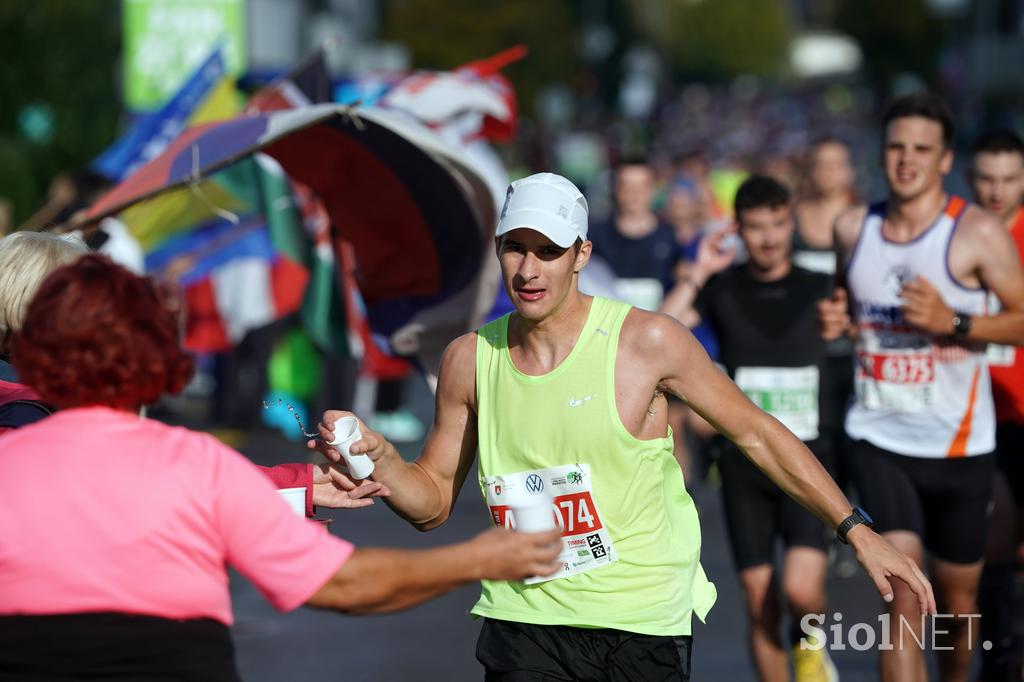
top-left (0, 231), bottom-right (365, 512)
top-left (0, 255), bottom-right (560, 680)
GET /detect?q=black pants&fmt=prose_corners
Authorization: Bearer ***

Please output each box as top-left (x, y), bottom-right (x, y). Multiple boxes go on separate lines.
top-left (0, 613), bottom-right (240, 681)
top-left (476, 618), bottom-right (692, 681)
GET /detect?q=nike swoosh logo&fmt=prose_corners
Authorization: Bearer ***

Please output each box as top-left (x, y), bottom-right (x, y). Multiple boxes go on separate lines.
top-left (568, 395), bottom-right (594, 407)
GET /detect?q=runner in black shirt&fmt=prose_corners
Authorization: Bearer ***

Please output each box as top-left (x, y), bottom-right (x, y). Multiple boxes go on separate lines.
top-left (662, 175), bottom-right (838, 682)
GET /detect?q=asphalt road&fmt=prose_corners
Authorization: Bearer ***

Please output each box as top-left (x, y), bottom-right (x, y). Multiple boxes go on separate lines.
top-left (228, 427), bottom-right (906, 682)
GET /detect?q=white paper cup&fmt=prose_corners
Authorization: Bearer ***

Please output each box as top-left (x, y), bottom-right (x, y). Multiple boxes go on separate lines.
top-left (510, 499), bottom-right (557, 532)
top-left (277, 487), bottom-right (306, 516)
top-left (504, 478), bottom-right (556, 533)
top-left (329, 416), bottom-right (375, 480)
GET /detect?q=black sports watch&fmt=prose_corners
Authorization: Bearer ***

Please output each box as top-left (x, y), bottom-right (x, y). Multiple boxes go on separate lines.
top-left (952, 312), bottom-right (972, 337)
top-left (836, 506), bottom-right (874, 544)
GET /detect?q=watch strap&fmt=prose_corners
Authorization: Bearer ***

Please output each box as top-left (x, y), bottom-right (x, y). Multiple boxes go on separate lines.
top-left (837, 510), bottom-right (867, 544)
top-left (952, 312), bottom-right (972, 336)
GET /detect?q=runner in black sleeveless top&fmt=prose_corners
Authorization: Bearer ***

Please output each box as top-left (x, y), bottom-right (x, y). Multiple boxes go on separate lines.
top-left (793, 137), bottom-right (857, 506)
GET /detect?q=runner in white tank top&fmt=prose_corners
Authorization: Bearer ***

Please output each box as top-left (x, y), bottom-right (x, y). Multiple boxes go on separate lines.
top-left (819, 93), bottom-right (1024, 682)
top-left (845, 195), bottom-right (994, 457)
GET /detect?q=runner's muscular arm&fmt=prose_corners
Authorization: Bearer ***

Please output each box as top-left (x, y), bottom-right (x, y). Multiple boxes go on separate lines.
top-left (832, 205), bottom-right (867, 278)
top-left (381, 333), bottom-right (479, 529)
top-left (964, 209), bottom-right (1024, 344)
top-left (316, 333), bottom-right (479, 531)
top-left (659, 276), bottom-right (702, 327)
top-left (637, 311), bottom-right (936, 612)
top-left (642, 313), bottom-right (853, 528)
top-left (902, 208), bottom-right (1024, 343)
top-left (818, 206), bottom-right (866, 340)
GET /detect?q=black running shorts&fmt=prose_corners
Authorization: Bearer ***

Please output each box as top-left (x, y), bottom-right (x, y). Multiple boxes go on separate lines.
top-left (717, 440), bottom-right (831, 570)
top-left (851, 440), bottom-right (995, 564)
top-left (476, 618), bottom-right (692, 681)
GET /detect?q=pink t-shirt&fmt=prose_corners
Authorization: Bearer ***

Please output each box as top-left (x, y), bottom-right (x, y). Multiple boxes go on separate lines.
top-left (0, 407), bottom-right (353, 625)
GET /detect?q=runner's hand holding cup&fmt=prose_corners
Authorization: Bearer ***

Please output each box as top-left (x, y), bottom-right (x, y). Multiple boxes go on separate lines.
top-left (311, 411), bottom-right (384, 481)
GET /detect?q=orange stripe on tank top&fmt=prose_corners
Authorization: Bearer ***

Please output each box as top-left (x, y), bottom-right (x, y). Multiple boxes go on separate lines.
top-left (946, 365), bottom-right (980, 457)
top-left (944, 195), bottom-right (966, 220)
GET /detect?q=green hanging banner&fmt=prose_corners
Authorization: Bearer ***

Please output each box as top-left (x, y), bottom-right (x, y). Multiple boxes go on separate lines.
top-left (123, 0), bottom-right (246, 112)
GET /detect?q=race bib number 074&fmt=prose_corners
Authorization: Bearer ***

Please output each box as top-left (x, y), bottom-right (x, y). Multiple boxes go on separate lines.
top-left (482, 463), bottom-right (618, 584)
top-left (489, 491), bottom-right (603, 535)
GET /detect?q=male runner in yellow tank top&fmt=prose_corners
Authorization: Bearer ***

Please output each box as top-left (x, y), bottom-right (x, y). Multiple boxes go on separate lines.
top-left (315, 173), bottom-right (934, 681)
top-left (819, 94), bottom-right (1024, 682)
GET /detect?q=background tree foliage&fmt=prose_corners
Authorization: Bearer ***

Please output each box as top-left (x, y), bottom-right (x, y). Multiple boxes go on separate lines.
top-left (835, 0), bottom-right (944, 95)
top-left (0, 0), bottom-right (121, 226)
top-left (379, 0), bottom-right (580, 115)
top-left (627, 0), bottom-right (793, 80)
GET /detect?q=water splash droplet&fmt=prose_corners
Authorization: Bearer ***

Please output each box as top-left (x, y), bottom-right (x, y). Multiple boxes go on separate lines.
top-left (260, 398), bottom-right (320, 439)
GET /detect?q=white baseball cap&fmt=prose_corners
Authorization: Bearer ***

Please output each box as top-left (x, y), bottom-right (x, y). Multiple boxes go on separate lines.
top-left (496, 172), bottom-right (588, 248)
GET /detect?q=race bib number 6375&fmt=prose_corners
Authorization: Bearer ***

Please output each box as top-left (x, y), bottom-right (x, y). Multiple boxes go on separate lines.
top-left (856, 350), bottom-right (936, 412)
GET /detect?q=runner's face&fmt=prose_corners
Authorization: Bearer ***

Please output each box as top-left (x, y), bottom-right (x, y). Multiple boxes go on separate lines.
top-left (970, 151), bottom-right (1024, 224)
top-left (615, 166), bottom-right (655, 216)
top-left (738, 205), bottom-right (793, 272)
top-left (883, 116), bottom-right (952, 201)
top-left (497, 229), bottom-right (590, 321)
top-left (810, 142), bottom-right (854, 197)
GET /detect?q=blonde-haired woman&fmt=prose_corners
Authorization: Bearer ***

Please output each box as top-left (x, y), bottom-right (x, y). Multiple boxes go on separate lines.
top-left (0, 231), bottom-right (88, 428)
top-left (0, 232), bottom-right (387, 511)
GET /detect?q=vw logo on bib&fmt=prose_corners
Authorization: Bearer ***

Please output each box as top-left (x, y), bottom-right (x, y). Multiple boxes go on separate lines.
top-left (526, 474), bottom-right (544, 494)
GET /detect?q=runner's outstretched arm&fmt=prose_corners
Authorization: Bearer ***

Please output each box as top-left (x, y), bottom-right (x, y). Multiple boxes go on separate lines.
top-left (310, 332), bottom-right (479, 531)
top-left (635, 310), bottom-right (937, 615)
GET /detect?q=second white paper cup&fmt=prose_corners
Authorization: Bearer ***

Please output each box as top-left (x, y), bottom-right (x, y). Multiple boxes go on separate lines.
top-left (329, 416), bottom-right (375, 480)
top-left (277, 487), bottom-right (306, 516)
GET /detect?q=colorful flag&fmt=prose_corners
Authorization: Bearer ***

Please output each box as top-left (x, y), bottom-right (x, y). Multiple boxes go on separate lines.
top-left (141, 156), bottom-right (309, 352)
top-left (243, 49), bottom-right (352, 358)
top-left (245, 49), bottom-right (332, 113)
top-left (93, 46), bottom-right (234, 181)
top-left (91, 45), bottom-right (312, 353)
